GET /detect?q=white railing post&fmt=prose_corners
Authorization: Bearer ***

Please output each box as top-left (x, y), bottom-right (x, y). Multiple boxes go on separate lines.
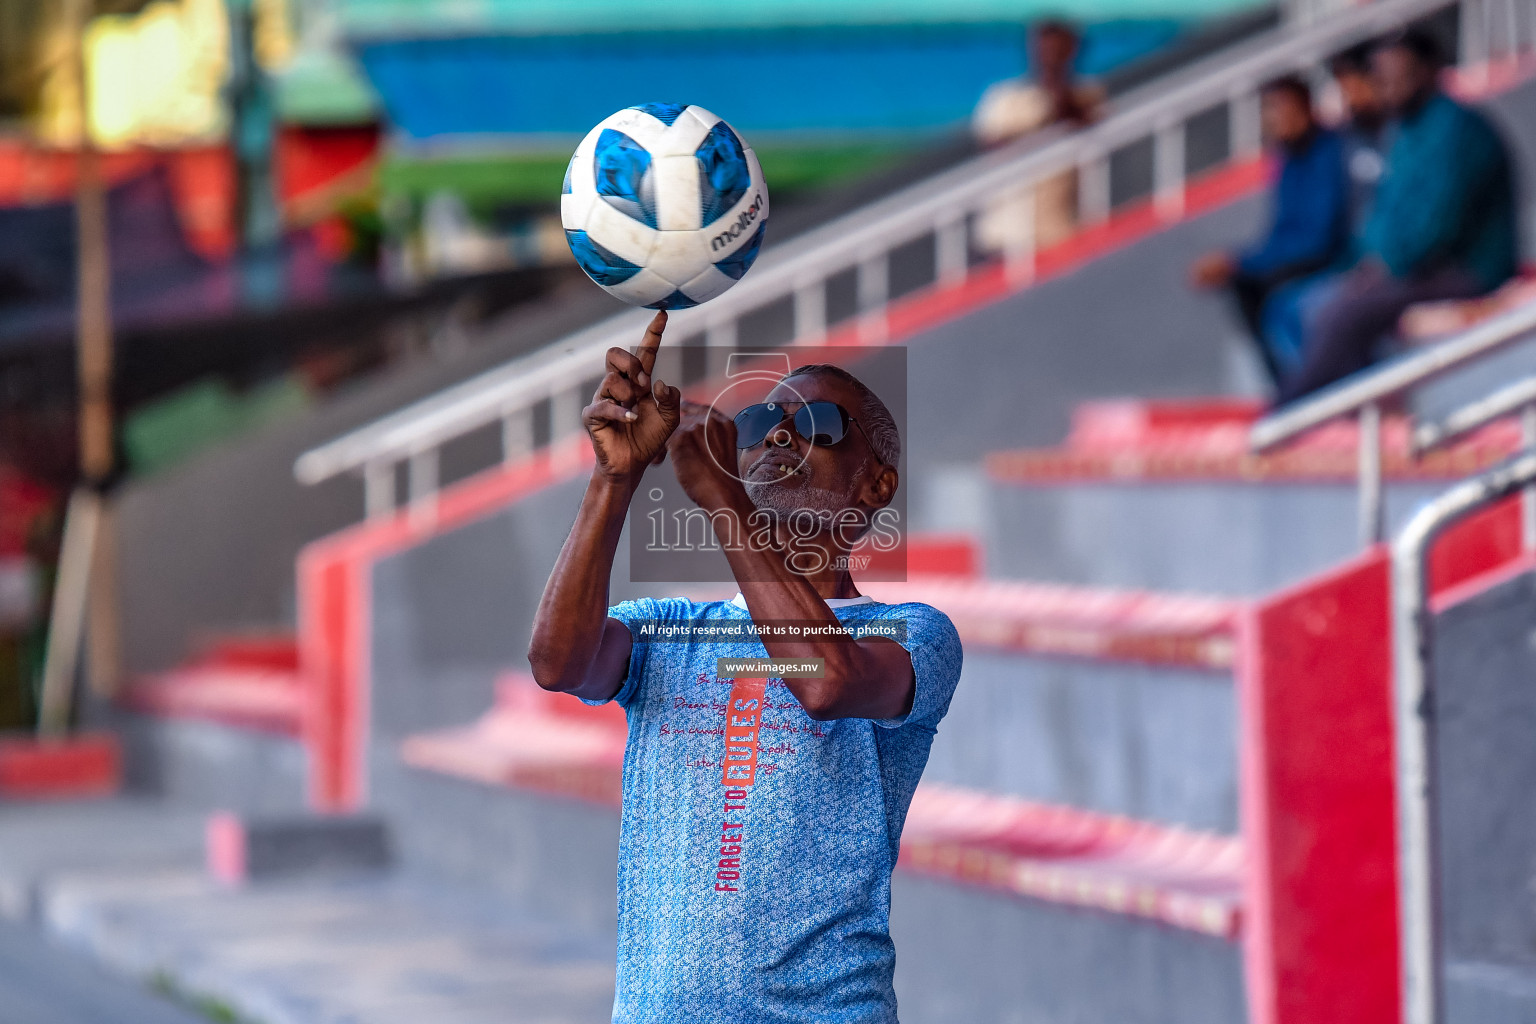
top-left (857, 253), bottom-right (889, 343)
top-left (1460, 0), bottom-right (1489, 74)
top-left (550, 385), bottom-right (585, 443)
top-left (1078, 151), bottom-right (1111, 226)
top-left (935, 217), bottom-right (969, 287)
top-left (501, 407), bottom-right (533, 465)
top-left (1359, 401), bottom-right (1384, 546)
top-left (1153, 119), bottom-right (1187, 221)
top-left (1002, 189), bottom-right (1037, 286)
top-left (707, 318), bottom-right (738, 350)
top-left (407, 448), bottom-right (438, 524)
top-left (1229, 87), bottom-right (1263, 161)
top-left (364, 461), bottom-right (394, 520)
top-left (793, 281), bottom-right (826, 343)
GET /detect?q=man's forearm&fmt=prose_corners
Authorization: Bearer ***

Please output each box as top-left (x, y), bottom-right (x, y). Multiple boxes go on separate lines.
top-left (711, 495), bottom-right (913, 720)
top-left (528, 470), bottom-right (637, 692)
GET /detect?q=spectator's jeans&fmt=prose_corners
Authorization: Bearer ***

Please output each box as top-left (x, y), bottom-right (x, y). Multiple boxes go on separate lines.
top-left (1229, 266), bottom-right (1329, 389)
top-left (1277, 265), bottom-right (1486, 404)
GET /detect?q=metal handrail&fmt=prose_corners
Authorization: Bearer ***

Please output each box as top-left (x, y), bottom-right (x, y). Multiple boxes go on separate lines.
top-left (1391, 449), bottom-right (1536, 1024)
top-left (1413, 372), bottom-right (1536, 548)
top-left (1411, 373), bottom-right (1536, 453)
top-left (297, 0), bottom-right (1487, 515)
top-left (1248, 299), bottom-right (1536, 545)
top-left (1252, 302), bottom-right (1536, 452)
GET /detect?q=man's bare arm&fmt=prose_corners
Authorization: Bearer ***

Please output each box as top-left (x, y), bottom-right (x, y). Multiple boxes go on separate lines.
top-left (723, 503), bottom-right (915, 723)
top-left (527, 474), bottom-right (639, 700)
top-left (527, 313), bottom-right (681, 700)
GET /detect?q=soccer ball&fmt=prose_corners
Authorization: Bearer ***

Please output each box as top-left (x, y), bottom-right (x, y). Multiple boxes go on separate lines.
top-left (561, 103), bottom-right (769, 310)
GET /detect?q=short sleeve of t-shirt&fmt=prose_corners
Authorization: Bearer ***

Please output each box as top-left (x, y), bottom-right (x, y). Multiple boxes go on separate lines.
top-left (586, 596), bottom-right (670, 709)
top-left (870, 602), bottom-right (963, 730)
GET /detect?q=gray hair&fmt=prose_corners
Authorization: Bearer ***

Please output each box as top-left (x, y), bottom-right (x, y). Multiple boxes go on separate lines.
top-left (781, 364), bottom-right (901, 469)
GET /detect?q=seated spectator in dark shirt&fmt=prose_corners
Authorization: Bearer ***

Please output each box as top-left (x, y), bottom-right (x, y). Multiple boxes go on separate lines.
top-left (1280, 29), bottom-right (1520, 403)
top-left (1331, 42), bottom-right (1390, 231)
top-left (1190, 76), bottom-right (1351, 389)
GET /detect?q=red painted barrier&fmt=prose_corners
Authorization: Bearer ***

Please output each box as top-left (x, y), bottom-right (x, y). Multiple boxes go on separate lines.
top-left (297, 437), bottom-right (595, 811)
top-left (0, 733), bottom-right (121, 800)
top-left (1239, 549), bottom-right (1400, 1024)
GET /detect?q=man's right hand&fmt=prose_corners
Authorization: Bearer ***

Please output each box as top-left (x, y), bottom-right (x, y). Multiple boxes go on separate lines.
top-left (584, 311), bottom-right (683, 482)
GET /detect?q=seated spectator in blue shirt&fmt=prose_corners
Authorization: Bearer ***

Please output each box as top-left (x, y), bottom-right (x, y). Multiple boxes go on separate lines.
top-left (1258, 43), bottom-right (1393, 376)
top-left (1280, 29), bottom-right (1520, 403)
top-left (1190, 75), bottom-right (1351, 389)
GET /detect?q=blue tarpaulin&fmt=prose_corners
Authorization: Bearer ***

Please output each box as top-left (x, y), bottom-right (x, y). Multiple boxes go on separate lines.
top-left (354, 22), bottom-right (1186, 141)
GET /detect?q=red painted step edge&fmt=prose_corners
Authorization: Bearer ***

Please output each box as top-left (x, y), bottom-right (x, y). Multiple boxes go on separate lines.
top-left (900, 783), bottom-right (1243, 939)
top-left (0, 733), bottom-right (121, 800)
top-left (865, 577), bottom-right (1238, 669)
top-left (988, 410), bottom-right (1524, 485)
top-left (119, 665), bottom-right (306, 736)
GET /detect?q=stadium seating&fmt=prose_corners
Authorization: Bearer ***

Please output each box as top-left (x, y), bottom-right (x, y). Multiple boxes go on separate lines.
top-left (106, 22), bottom-right (1536, 1024)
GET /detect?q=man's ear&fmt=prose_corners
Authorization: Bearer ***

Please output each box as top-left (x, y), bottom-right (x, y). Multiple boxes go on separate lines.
top-left (859, 463), bottom-right (899, 510)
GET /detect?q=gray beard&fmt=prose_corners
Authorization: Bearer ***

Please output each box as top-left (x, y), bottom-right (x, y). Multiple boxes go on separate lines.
top-left (743, 457), bottom-right (869, 533)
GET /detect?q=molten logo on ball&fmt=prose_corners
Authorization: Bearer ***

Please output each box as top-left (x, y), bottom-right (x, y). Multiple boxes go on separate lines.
top-left (561, 102), bottom-right (770, 310)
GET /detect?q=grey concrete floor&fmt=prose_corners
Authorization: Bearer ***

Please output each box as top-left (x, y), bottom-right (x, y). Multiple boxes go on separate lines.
top-left (0, 797), bottom-right (615, 1024)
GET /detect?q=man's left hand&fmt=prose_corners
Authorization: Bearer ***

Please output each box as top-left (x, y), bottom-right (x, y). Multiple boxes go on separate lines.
top-left (668, 400), bottom-right (748, 514)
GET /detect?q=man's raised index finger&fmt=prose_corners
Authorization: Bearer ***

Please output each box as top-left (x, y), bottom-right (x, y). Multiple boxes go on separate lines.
top-left (634, 310), bottom-right (667, 383)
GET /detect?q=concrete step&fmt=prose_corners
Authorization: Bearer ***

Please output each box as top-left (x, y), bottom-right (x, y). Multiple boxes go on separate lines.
top-left (965, 398), bottom-right (1523, 595)
top-left (400, 565), bottom-right (1245, 834)
top-left (983, 474), bottom-right (1447, 594)
top-left (119, 635), bottom-right (304, 737)
top-left (397, 675), bottom-right (1242, 921)
top-left (922, 646), bottom-right (1236, 832)
top-left (867, 576), bottom-right (1239, 831)
top-left (1446, 959), bottom-right (1536, 1024)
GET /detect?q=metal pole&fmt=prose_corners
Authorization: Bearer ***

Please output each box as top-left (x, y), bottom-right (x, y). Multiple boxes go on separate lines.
top-left (1359, 402), bottom-right (1385, 546)
top-left (1523, 403), bottom-right (1536, 550)
top-left (40, 0), bottom-right (121, 730)
top-left (37, 492), bottom-right (101, 735)
top-left (1391, 451), bottom-right (1536, 1024)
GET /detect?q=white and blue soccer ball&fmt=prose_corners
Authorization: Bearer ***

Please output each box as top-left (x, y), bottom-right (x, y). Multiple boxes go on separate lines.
top-left (561, 103), bottom-right (769, 310)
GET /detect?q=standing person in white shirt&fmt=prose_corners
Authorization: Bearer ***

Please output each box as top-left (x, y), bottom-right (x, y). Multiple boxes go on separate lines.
top-left (972, 19), bottom-right (1106, 255)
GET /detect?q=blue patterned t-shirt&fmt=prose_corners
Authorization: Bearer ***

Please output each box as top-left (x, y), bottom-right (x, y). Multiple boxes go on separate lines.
top-left (594, 592), bottom-right (963, 1024)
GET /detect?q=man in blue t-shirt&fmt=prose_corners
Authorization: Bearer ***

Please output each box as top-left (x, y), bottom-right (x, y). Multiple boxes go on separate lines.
top-left (528, 311), bottom-right (963, 1023)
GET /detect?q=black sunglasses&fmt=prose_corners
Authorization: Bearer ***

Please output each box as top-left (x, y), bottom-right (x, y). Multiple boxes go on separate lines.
top-left (733, 401), bottom-right (881, 461)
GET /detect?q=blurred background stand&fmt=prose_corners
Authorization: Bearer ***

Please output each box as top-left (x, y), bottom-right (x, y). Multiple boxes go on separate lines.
top-left (37, 0), bottom-right (122, 737)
